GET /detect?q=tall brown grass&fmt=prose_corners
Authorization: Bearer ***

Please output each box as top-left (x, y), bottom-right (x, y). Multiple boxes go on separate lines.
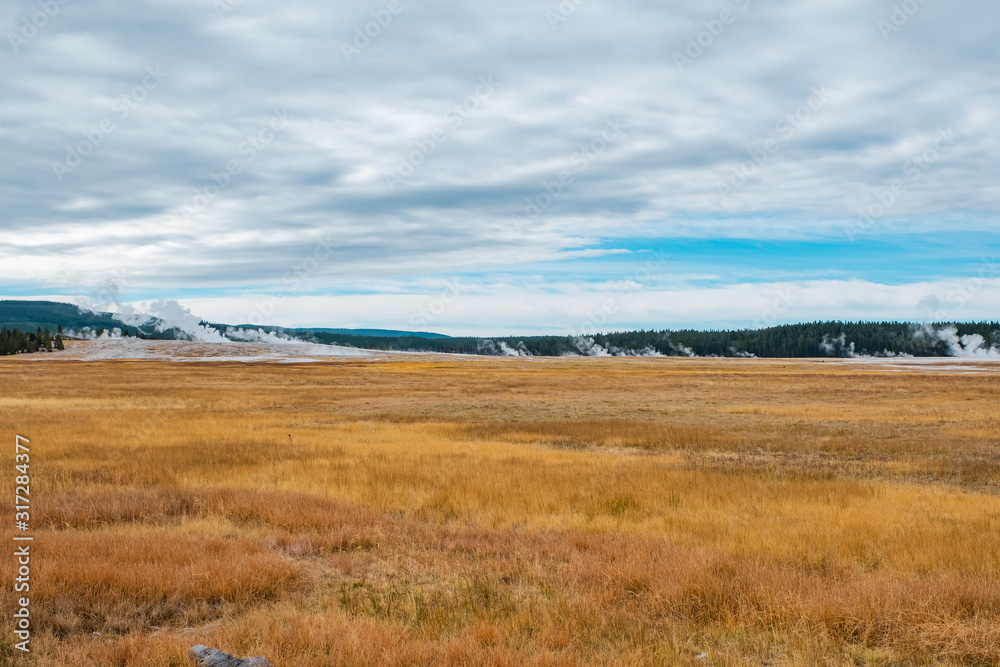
top-left (1, 354), bottom-right (999, 665)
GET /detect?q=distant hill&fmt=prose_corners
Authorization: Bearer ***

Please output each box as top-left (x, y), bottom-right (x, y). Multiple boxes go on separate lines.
top-left (225, 324), bottom-right (449, 340)
top-left (299, 327), bottom-right (450, 339)
top-left (0, 300), bottom-right (145, 334)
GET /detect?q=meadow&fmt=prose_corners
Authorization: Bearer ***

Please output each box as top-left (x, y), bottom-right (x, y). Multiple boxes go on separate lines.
top-left (2, 350), bottom-right (1000, 665)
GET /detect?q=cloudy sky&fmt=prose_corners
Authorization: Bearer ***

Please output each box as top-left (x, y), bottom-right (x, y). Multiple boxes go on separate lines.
top-left (2, 0), bottom-right (998, 334)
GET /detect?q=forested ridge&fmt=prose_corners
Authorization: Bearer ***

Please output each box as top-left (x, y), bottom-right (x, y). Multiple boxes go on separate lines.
top-left (294, 321), bottom-right (1000, 358)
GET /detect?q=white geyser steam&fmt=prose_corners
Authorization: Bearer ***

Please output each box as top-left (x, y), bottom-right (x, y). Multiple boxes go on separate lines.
top-left (570, 336), bottom-right (665, 358)
top-left (915, 324), bottom-right (1000, 358)
top-left (140, 300), bottom-right (227, 342)
top-left (75, 297), bottom-right (299, 345)
top-left (820, 334), bottom-right (857, 358)
top-left (821, 325), bottom-right (1000, 359)
top-left (477, 340), bottom-right (532, 357)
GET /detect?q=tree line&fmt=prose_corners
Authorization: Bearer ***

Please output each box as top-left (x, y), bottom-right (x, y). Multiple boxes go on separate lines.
top-left (294, 321), bottom-right (1000, 358)
top-left (0, 327), bottom-right (65, 356)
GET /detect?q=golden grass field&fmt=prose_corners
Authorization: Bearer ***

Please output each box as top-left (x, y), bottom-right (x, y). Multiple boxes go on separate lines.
top-left (2, 348), bottom-right (1000, 665)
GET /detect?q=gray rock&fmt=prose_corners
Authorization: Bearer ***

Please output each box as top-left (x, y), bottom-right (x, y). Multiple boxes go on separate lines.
top-left (189, 644), bottom-right (274, 667)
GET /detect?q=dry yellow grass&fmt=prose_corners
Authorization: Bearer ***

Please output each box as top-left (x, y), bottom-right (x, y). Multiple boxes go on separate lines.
top-left (1, 353), bottom-right (999, 665)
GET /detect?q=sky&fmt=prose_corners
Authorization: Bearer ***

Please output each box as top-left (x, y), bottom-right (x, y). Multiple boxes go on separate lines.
top-left (1, 0), bottom-right (998, 335)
